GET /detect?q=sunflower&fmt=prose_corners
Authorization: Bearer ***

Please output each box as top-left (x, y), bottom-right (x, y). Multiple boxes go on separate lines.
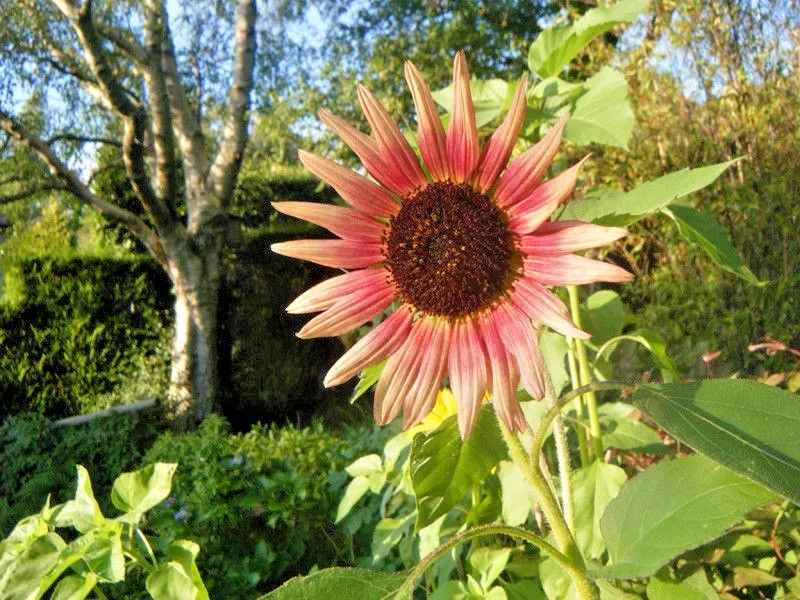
top-left (272, 51), bottom-right (631, 438)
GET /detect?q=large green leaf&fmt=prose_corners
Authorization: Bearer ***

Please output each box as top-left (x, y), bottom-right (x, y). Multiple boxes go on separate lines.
top-left (581, 290), bottom-right (624, 346)
top-left (645, 569), bottom-right (717, 600)
top-left (166, 541), bottom-right (209, 600)
top-left (111, 463), bottom-right (177, 522)
top-left (563, 68), bottom-right (633, 149)
top-left (410, 406), bottom-right (508, 529)
top-left (146, 563), bottom-right (198, 600)
top-left (51, 466), bottom-right (105, 533)
top-left (259, 567), bottom-right (408, 600)
top-left (528, 0), bottom-right (649, 78)
top-left (560, 160), bottom-right (737, 226)
top-left (572, 462), bottom-right (628, 559)
top-left (598, 454), bottom-right (774, 578)
top-left (630, 380), bottom-right (800, 504)
top-left (1, 533), bottom-right (65, 600)
top-left (663, 204), bottom-right (765, 286)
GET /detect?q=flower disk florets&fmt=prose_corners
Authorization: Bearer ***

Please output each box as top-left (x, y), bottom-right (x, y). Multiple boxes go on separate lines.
top-left (384, 181), bottom-right (516, 318)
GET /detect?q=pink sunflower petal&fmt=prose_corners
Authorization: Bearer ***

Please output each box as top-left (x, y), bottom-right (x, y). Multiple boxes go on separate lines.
top-left (401, 319), bottom-right (451, 429)
top-left (296, 280), bottom-right (395, 339)
top-left (480, 314), bottom-right (527, 433)
top-left (448, 319), bottom-right (489, 439)
top-left (357, 84), bottom-right (428, 191)
top-left (492, 302), bottom-right (545, 400)
top-left (524, 255), bottom-right (634, 286)
top-left (297, 150), bottom-right (399, 218)
top-left (287, 268), bottom-right (390, 314)
top-left (474, 75), bottom-right (528, 193)
top-left (494, 113), bottom-right (569, 209)
top-left (405, 60), bottom-right (449, 180)
top-left (511, 278), bottom-right (590, 340)
top-left (507, 156), bottom-right (590, 235)
top-left (271, 202), bottom-right (385, 242)
top-left (446, 51), bottom-right (480, 182)
top-left (374, 316), bottom-right (433, 425)
top-left (271, 239), bottom-right (384, 269)
top-left (520, 221), bottom-right (628, 255)
top-left (319, 108), bottom-right (420, 197)
top-left (324, 307), bottom-right (413, 387)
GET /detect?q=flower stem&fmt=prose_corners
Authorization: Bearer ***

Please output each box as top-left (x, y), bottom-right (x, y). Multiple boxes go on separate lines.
top-left (543, 371), bottom-right (575, 532)
top-left (392, 523), bottom-right (596, 600)
top-left (500, 422), bottom-right (583, 567)
top-left (567, 286), bottom-right (604, 460)
top-left (567, 336), bottom-right (591, 467)
top-left (532, 381), bottom-right (637, 465)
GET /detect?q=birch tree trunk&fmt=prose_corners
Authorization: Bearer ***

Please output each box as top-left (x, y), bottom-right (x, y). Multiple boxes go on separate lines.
top-left (0, 0), bottom-right (257, 429)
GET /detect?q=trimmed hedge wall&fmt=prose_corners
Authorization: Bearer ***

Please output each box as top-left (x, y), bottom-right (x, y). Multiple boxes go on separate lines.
top-left (0, 257), bottom-right (172, 417)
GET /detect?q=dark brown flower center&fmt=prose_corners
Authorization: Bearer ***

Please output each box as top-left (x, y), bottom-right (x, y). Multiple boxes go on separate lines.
top-left (384, 181), bottom-right (517, 318)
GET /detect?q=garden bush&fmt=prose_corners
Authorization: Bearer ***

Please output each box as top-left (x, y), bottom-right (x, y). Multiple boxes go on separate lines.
top-left (0, 409), bottom-right (164, 536)
top-left (0, 255), bottom-right (172, 418)
top-left (142, 416), bottom-right (386, 599)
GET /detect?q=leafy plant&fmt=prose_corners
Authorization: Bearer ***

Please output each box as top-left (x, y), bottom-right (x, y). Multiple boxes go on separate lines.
top-left (0, 463), bottom-right (208, 600)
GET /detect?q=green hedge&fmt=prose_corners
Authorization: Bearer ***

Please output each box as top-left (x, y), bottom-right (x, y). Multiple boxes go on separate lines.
top-left (0, 410), bottom-right (164, 535)
top-left (0, 256), bottom-right (172, 418)
top-left (141, 416), bottom-right (386, 598)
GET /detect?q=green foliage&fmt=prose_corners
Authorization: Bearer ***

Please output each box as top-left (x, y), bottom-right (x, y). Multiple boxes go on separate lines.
top-left (0, 463), bottom-right (206, 600)
top-left (260, 567), bottom-right (408, 600)
top-left (0, 255), bottom-right (172, 418)
top-left (598, 454), bottom-right (775, 579)
top-left (527, 0), bottom-right (648, 79)
top-left (410, 406), bottom-right (508, 529)
top-left (0, 411), bottom-right (164, 536)
top-left (142, 416), bottom-right (383, 598)
top-left (631, 381), bottom-right (800, 504)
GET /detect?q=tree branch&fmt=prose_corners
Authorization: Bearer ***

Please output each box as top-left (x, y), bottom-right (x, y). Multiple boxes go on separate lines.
top-left (208, 0), bottom-right (256, 204)
top-left (45, 133), bottom-right (122, 146)
top-left (99, 23), bottom-right (147, 65)
top-left (143, 0), bottom-right (178, 205)
top-left (0, 181), bottom-right (66, 205)
top-left (159, 6), bottom-right (208, 200)
top-left (50, 0), bottom-right (177, 234)
top-left (0, 107), bottom-right (167, 266)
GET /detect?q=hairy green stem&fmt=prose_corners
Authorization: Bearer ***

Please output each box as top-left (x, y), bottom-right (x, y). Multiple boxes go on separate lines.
top-left (567, 336), bottom-right (591, 467)
top-left (543, 371), bottom-right (575, 532)
top-left (532, 381), bottom-right (637, 465)
top-left (567, 286), bottom-right (604, 460)
top-left (392, 524), bottom-right (594, 600)
top-left (500, 423), bottom-right (584, 565)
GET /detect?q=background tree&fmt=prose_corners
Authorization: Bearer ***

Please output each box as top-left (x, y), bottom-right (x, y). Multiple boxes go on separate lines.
top-left (0, 0), bottom-right (257, 427)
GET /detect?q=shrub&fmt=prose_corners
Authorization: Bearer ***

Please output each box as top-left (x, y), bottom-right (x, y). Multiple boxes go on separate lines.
top-left (142, 416), bottom-right (384, 598)
top-left (0, 255), bottom-right (172, 418)
top-left (0, 410), bottom-right (164, 535)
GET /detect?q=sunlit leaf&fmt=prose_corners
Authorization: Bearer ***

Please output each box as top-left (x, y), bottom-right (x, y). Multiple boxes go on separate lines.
top-left (598, 454), bottom-right (774, 578)
top-left (663, 204), bottom-right (765, 286)
top-left (410, 406), bottom-right (508, 529)
top-left (572, 461), bottom-right (627, 558)
top-left (528, 0), bottom-right (649, 78)
top-left (560, 160), bottom-right (738, 226)
top-left (563, 68), bottom-right (634, 149)
top-left (258, 567), bottom-right (408, 600)
top-left (631, 380), bottom-right (800, 504)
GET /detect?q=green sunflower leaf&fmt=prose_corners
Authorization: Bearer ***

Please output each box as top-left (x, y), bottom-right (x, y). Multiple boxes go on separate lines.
top-left (597, 454), bottom-right (775, 579)
top-left (559, 160), bottom-right (738, 226)
top-left (630, 380), bottom-right (800, 504)
top-left (663, 204), bottom-right (766, 286)
top-left (258, 567), bottom-right (409, 600)
top-left (563, 67), bottom-right (634, 149)
top-left (410, 405), bottom-right (508, 530)
top-left (528, 0), bottom-right (649, 79)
